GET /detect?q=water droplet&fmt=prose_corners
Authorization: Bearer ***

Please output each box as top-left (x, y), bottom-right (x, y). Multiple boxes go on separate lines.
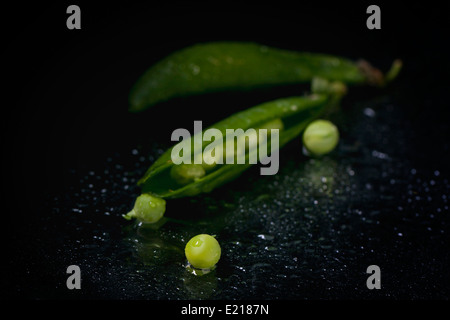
top-left (257, 234), bottom-right (274, 241)
top-left (363, 107), bottom-right (376, 117)
top-left (372, 150), bottom-right (389, 160)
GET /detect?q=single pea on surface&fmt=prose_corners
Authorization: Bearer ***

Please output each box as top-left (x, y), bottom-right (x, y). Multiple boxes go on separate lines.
top-left (123, 193), bottom-right (166, 224)
top-left (302, 119), bottom-right (339, 156)
top-left (185, 234), bottom-right (221, 270)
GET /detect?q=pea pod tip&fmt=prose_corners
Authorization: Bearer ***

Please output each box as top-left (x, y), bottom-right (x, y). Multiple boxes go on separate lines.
top-left (122, 210), bottom-right (135, 220)
top-left (384, 59), bottom-right (403, 86)
top-left (357, 58), bottom-right (403, 87)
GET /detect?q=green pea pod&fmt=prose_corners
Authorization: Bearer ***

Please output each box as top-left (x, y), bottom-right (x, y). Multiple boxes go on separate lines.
top-left (137, 86), bottom-right (343, 199)
top-left (129, 41), bottom-right (401, 112)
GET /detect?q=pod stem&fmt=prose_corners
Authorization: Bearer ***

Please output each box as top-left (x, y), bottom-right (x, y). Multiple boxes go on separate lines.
top-left (383, 59), bottom-right (403, 86)
top-left (357, 59), bottom-right (403, 87)
top-left (311, 78), bottom-right (347, 116)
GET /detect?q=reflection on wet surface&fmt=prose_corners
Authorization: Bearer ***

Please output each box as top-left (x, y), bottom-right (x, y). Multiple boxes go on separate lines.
top-left (11, 96), bottom-right (450, 299)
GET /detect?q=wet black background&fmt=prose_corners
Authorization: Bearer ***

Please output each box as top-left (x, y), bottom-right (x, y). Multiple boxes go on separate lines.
top-left (1, 0), bottom-right (449, 310)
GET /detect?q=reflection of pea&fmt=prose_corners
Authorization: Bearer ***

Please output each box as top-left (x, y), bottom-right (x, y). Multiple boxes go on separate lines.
top-left (304, 158), bottom-right (337, 196)
top-left (182, 269), bottom-right (218, 299)
top-left (133, 236), bottom-right (184, 266)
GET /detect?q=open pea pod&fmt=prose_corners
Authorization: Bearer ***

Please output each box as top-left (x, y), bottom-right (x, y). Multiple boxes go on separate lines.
top-left (129, 41), bottom-right (401, 112)
top-left (124, 81), bottom-right (345, 223)
top-left (137, 92), bottom-right (338, 199)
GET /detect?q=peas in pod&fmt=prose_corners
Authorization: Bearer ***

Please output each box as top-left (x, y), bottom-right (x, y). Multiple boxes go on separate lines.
top-left (124, 42), bottom-right (401, 271)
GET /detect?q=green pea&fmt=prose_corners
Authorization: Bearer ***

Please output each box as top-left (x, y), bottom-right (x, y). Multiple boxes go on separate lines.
top-left (312, 77), bottom-right (347, 97)
top-left (302, 119), bottom-right (339, 156)
top-left (123, 193), bottom-right (166, 224)
top-left (185, 234), bottom-right (221, 270)
top-left (258, 118), bottom-right (284, 132)
top-left (170, 163), bottom-right (206, 185)
top-left (224, 118), bottom-right (284, 164)
top-left (192, 147), bottom-right (223, 171)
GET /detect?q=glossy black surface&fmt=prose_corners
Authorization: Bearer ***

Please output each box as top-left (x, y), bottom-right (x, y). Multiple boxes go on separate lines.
top-left (2, 3), bottom-right (449, 300)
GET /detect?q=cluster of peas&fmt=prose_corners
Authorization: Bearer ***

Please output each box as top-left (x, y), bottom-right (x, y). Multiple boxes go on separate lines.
top-left (125, 119), bottom-right (339, 271)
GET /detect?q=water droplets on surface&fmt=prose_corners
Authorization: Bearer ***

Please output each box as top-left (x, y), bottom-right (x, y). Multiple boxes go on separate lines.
top-left (371, 150), bottom-right (390, 160)
top-left (35, 97), bottom-right (450, 300)
top-left (363, 107), bottom-right (376, 117)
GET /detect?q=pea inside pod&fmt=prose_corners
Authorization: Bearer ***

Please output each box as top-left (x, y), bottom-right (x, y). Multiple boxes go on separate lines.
top-left (136, 83), bottom-right (345, 200)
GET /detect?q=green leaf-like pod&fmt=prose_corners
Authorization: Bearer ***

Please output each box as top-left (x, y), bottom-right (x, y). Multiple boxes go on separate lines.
top-left (137, 90), bottom-right (342, 199)
top-left (129, 41), bottom-right (399, 112)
